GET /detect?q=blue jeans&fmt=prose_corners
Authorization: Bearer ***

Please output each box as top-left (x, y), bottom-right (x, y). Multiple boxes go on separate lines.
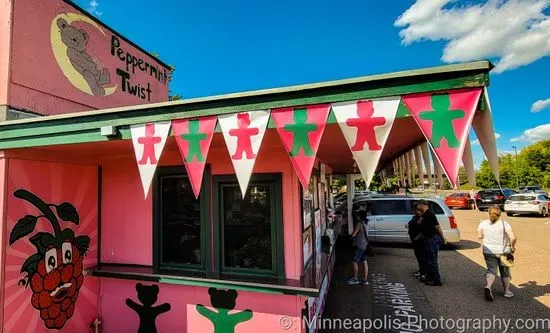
top-left (424, 236), bottom-right (442, 283)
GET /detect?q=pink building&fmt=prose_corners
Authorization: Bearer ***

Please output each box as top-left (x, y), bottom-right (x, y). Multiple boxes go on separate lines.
top-left (0, 1), bottom-right (500, 332)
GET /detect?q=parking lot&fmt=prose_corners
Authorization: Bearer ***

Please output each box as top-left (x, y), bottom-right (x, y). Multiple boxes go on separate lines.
top-left (320, 209), bottom-right (550, 333)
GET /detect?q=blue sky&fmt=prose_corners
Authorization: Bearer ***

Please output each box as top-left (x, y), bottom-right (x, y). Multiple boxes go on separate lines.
top-left (78, 0), bottom-right (550, 168)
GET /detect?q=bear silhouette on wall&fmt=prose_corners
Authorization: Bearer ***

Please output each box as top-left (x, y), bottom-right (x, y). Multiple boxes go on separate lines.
top-left (196, 288), bottom-right (253, 333)
top-left (57, 18), bottom-right (111, 96)
top-left (126, 283), bottom-right (171, 333)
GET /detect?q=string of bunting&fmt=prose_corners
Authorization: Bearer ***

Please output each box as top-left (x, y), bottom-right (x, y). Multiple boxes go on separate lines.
top-left (129, 87), bottom-right (492, 198)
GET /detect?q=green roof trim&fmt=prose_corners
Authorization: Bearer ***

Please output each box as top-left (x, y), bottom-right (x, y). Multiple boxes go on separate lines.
top-left (0, 61), bottom-right (492, 150)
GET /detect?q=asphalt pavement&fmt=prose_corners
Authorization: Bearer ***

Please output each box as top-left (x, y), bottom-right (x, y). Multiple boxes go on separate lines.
top-left (319, 209), bottom-right (550, 333)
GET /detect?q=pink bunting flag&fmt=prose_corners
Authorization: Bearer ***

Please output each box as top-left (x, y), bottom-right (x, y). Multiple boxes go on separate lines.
top-left (402, 88), bottom-right (482, 188)
top-left (172, 117), bottom-right (217, 198)
top-left (271, 104), bottom-right (331, 188)
top-left (130, 121), bottom-right (171, 198)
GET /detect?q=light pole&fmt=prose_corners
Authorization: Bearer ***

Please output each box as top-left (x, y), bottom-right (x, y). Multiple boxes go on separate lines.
top-left (512, 145), bottom-right (519, 190)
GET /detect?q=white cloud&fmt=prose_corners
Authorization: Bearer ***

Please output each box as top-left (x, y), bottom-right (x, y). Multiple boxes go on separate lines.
top-left (510, 124), bottom-right (550, 142)
top-left (531, 98), bottom-right (550, 112)
top-left (472, 132), bottom-right (500, 145)
top-left (394, 0), bottom-right (550, 73)
top-left (88, 0), bottom-right (102, 16)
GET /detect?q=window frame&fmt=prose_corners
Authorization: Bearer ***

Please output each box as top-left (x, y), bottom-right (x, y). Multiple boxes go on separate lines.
top-left (152, 165), bottom-right (212, 274)
top-left (212, 173), bottom-right (285, 279)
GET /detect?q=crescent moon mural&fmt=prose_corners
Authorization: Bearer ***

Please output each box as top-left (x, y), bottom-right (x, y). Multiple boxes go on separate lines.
top-left (50, 13), bottom-right (117, 96)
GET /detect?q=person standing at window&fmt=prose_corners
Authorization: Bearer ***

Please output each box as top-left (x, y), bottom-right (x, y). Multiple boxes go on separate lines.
top-left (477, 206), bottom-right (517, 301)
top-left (346, 210), bottom-right (369, 285)
top-left (417, 199), bottom-right (447, 286)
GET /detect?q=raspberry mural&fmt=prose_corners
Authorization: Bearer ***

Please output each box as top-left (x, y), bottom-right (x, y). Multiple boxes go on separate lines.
top-left (9, 189), bottom-right (90, 330)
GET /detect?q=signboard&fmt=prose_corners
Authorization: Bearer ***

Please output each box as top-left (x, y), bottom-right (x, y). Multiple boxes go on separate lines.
top-left (314, 210), bottom-right (322, 253)
top-left (303, 228), bottom-right (313, 266)
top-left (10, 0), bottom-right (170, 115)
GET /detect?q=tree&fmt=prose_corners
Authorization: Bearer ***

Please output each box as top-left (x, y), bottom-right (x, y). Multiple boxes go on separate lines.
top-left (152, 52), bottom-right (182, 101)
top-left (476, 139), bottom-right (550, 190)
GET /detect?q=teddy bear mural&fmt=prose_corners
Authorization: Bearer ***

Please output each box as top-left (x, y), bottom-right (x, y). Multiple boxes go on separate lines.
top-left (56, 18), bottom-right (111, 96)
top-left (196, 288), bottom-right (253, 333)
top-left (126, 283), bottom-right (171, 333)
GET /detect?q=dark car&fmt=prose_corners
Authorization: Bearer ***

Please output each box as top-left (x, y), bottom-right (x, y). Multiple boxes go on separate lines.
top-left (475, 188), bottom-right (517, 211)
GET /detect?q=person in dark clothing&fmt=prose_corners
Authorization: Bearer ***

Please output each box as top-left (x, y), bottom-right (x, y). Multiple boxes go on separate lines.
top-left (417, 199), bottom-right (447, 286)
top-left (408, 205), bottom-right (425, 279)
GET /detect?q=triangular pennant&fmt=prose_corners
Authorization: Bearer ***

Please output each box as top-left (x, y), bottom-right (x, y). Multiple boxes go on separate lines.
top-left (130, 121), bottom-right (171, 198)
top-left (271, 104), bottom-right (331, 188)
top-left (332, 97), bottom-right (400, 188)
top-left (472, 87), bottom-right (500, 182)
top-left (402, 88), bottom-right (482, 188)
top-left (218, 110), bottom-right (270, 198)
top-left (172, 117), bottom-right (217, 198)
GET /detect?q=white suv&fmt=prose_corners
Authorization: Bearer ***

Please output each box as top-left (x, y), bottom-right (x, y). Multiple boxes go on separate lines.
top-left (351, 196), bottom-right (461, 244)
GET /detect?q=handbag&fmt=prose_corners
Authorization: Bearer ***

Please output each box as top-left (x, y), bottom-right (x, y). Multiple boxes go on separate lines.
top-left (499, 221), bottom-right (514, 267)
top-left (362, 222), bottom-right (375, 257)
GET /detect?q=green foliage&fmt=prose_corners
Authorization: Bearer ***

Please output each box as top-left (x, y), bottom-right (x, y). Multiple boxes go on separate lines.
top-left (152, 52), bottom-right (182, 101)
top-left (476, 140), bottom-right (550, 190)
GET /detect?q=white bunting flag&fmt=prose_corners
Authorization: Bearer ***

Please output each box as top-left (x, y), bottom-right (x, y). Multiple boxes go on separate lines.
top-left (218, 110), bottom-right (270, 197)
top-left (130, 121), bottom-right (171, 198)
top-left (332, 97), bottom-right (401, 188)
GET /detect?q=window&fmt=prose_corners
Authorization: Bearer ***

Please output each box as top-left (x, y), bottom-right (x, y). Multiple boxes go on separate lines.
top-left (353, 200), bottom-right (372, 214)
top-left (153, 166), bottom-right (210, 272)
top-left (213, 174), bottom-right (284, 278)
top-left (509, 195), bottom-right (536, 201)
top-left (372, 200), bottom-right (409, 215)
top-left (410, 199), bottom-right (445, 214)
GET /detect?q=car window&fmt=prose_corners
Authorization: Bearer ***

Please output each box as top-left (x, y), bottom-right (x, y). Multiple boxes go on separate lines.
top-left (509, 195), bottom-right (536, 201)
top-left (411, 199), bottom-right (445, 215)
top-left (372, 200), bottom-right (409, 215)
top-left (543, 195), bottom-right (550, 201)
top-left (353, 201), bottom-right (372, 214)
top-left (449, 193), bottom-right (467, 197)
top-left (478, 190), bottom-right (501, 197)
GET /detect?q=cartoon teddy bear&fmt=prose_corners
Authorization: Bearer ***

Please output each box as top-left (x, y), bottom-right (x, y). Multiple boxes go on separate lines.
top-left (196, 288), bottom-right (253, 333)
top-left (57, 18), bottom-right (111, 96)
top-left (126, 283), bottom-right (171, 333)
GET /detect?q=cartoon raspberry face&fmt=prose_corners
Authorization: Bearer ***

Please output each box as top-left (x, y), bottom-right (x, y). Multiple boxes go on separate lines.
top-left (9, 189), bottom-right (90, 330)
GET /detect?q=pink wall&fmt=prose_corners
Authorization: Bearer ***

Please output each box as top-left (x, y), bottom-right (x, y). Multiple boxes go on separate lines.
top-left (101, 132), bottom-right (303, 280)
top-left (0, 0), bottom-right (11, 106)
top-left (2, 159), bottom-right (99, 333)
top-left (0, 153), bottom-right (7, 328)
top-left (9, 0), bottom-right (169, 115)
top-left (100, 278), bottom-right (304, 333)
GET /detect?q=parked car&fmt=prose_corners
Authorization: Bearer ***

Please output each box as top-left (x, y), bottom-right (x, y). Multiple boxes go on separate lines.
top-left (444, 192), bottom-right (474, 209)
top-left (504, 193), bottom-right (550, 217)
top-left (475, 188), bottom-right (517, 211)
top-left (348, 196), bottom-right (460, 244)
top-left (519, 186), bottom-right (548, 196)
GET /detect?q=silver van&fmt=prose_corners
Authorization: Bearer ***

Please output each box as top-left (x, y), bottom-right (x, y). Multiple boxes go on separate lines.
top-left (351, 196), bottom-right (461, 244)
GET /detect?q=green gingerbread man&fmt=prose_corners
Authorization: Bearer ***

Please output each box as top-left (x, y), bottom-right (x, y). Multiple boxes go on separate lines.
top-left (283, 108), bottom-right (318, 156)
top-left (197, 288), bottom-right (253, 333)
top-left (181, 120), bottom-right (207, 162)
top-left (419, 93), bottom-right (465, 148)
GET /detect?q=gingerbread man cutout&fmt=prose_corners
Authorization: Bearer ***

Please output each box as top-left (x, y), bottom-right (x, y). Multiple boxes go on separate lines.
top-left (346, 100), bottom-right (386, 151)
top-left (229, 113), bottom-right (259, 160)
top-left (138, 123), bottom-right (162, 164)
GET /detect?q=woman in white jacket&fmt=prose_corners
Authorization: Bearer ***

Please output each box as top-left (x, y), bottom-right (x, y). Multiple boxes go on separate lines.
top-left (477, 206), bottom-right (517, 301)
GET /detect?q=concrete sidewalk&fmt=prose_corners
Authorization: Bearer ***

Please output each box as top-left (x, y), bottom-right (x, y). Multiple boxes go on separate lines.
top-left (319, 239), bottom-right (445, 333)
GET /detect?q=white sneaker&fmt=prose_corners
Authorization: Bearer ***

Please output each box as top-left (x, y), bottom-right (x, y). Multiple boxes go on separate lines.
top-left (503, 291), bottom-right (514, 298)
